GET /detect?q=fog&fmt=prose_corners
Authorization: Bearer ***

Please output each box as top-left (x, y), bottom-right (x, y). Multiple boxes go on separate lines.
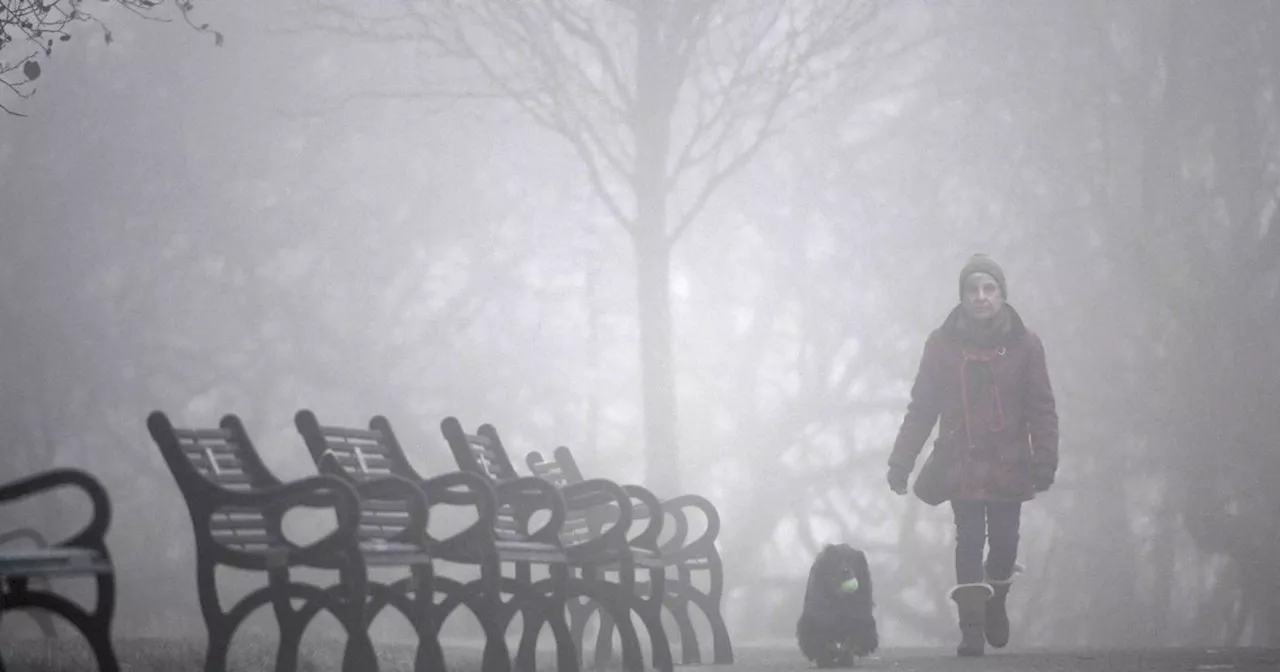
top-left (3, 0), bottom-right (1280, 652)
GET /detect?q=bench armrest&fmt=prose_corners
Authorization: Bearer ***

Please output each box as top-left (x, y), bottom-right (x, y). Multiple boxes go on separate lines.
top-left (418, 471), bottom-right (499, 548)
top-left (621, 484), bottom-right (664, 550)
top-left (494, 476), bottom-right (567, 544)
top-left (204, 475), bottom-right (362, 566)
top-left (0, 528), bottom-right (49, 549)
top-left (658, 493), bottom-right (721, 558)
top-left (0, 469), bottom-right (111, 550)
top-left (561, 478), bottom-right (632, 551)
top-left (349, 475), bottom-right (429, 546)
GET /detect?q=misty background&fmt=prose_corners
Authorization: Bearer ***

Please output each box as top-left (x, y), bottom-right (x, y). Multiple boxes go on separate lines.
top-left (3, 0), bottom-right (1279, 653)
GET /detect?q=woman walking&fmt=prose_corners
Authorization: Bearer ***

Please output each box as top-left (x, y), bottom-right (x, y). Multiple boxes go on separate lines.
top-left (887, 253), bottom-right (1059, 656)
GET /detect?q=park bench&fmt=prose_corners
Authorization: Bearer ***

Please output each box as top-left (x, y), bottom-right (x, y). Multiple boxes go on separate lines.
top-left (294, 409), bottom-right (513, 672)
top-left (0, 469), bottom-right (118, 672)
top-left (441, 417), bottom-right (674, 672)
top-left (147, 411), bottom-right (443, 672)
top-left (526, 446), bottom-right (734, 666)
top-left (297, 410), bottom-right (662, 672)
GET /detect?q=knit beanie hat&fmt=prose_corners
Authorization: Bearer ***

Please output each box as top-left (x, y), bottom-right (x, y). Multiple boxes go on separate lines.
top-left (958, 253), bottom-right (1007, 300)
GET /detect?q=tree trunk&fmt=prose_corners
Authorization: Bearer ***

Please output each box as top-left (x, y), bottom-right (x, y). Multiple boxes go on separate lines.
top-left (631, 1), bottom-right (680, 495)
top-left (632, 228), bottom-right (678, 494)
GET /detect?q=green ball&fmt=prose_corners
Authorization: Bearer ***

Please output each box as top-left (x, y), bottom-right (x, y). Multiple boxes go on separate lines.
top-left (839, 578), bottom-right (859, 593)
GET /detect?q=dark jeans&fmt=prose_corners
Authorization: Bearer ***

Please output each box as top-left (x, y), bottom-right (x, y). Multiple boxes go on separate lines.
top-left (951, 500), bottom-right (1022, 585)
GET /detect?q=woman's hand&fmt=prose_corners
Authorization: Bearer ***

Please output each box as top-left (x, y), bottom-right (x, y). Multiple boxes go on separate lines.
top-left (887, 467), bottom-right (909, 495)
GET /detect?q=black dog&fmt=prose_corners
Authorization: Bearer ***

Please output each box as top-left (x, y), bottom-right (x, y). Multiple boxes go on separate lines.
top-left (796, 543), bottom-right (878, 668)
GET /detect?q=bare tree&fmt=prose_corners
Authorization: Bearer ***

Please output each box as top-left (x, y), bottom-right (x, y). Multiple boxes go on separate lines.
top-left (0, 0), bottom-right (220, 115)
top-left (305, 0), bottom-right (906, 494)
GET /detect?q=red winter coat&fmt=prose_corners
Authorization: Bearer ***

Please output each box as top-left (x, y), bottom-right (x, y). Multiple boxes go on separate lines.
top-left (888, 305), bottom-right (1058, 502)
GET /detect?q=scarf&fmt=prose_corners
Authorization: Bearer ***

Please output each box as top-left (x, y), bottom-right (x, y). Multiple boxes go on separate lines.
top-left (953, 305), bottom-right (1012, 445)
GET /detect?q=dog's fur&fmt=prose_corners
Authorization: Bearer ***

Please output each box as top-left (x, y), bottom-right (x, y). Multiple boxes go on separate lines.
top-left (796, 543), bottom-right (878, 668)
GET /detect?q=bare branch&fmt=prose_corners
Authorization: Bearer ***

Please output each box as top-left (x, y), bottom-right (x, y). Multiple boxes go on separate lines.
top-left (373, 1), bottom-right (639, 231)
top-left (668, 116), bottom-right (782, 245)
top-left (665, 1), bottom-right (893, 243)
top-left (289, 0), bottom-right (907, 243)
top-left (1, 0), bottom-right (219, 113)
top-left (541, 0), bottom-right (634, 111)
top-left (273, 87), bottom-right (503, 120)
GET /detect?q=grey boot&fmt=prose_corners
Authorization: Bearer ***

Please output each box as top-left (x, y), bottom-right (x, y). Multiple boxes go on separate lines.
top-left (949, 583), bottom-right (993, 657)
top-left (984, 563), bottom-right (1023, 649)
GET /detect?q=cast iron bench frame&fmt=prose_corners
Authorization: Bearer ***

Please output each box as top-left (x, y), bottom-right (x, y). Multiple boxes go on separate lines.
top-left (294, 409), bottom-right (513, 672)
top-left (526, 446), bottom-right (734, 666)
top-left (148, 411), bottom-right (442, 672)
top-left (442, 416), bottom-right (674, 672)
top-left (298, 409), bottom-right (666, 672)
top-left (0, 469), bottom-right (118, 672)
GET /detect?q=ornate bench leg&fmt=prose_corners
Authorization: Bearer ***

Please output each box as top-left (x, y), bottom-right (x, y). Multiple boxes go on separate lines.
top-left (700, 553), bottom-right (734, 664)
top-left (268, 568), bottom-right (306, 672)
top-left (563, 570), bottom-right (595, 665)
top-left (404, 565), bottom-right (447, 672)
top-left (594, 606), bottom-right (615, 669)
top-left (478, 554), bottom-right (512, 672)
top-left (1, 567), bottom-right (120, 672)
top-left (564, 576), bottom-right (644, 672)
top-left (600, 578), bottom-right (689, 667)
top-left (595, 568), bottom-right (673, 672)
top-left (498, 576), bottom-right (579, 672)
top-left (88, 570), bottom-right (120, 672)
top-left (673, 558), bottom-right (733, 664)
top-left (664, 584), bottom-right (700, 664)
top-left (195, 559), bottom-right (233, 672)
top-left (639, 568), bottom-right (673, 672)
top-left (2, 590), bottom-right (120, 672)
top-left (574, 566), bottom-right (614, 669)
top-left (211, 564), bottom-right (379, 672)
top-left (434, 574), bottom-right (512, 672)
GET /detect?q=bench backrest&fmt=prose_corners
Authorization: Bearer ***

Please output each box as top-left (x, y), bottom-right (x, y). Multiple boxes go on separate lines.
top-left (441, 417), bottom-right (593, 545)
top-left (148, 411), bottom-right (282, 552)
top-left (440, 419), bottom-right (519, 482)
top-left (293, 410), bottom-right (419, 547)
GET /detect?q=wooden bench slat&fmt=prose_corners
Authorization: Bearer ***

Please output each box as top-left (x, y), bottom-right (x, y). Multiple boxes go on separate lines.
top-left (363, 517), bottom-right (410, 528)
top-left (322, 437), bottom-right (386, 453)
top-left (182, 445), bottom-right (239, 459)
top-left (360, 540), bottom-right (433, 566)
top-left (324, 437), bottom-right (386, 451)
top-left (356, 500), bottom-right (408, 513)
top-left (319, 426), bottom-right (384, 441)
top-left (360, 528), bottom-right (407, 541)
top-left (491, 539), bottom-right (568, 563)
top-left (172, 428), bottom-right (231, 441)
top-left (322, 449), bottom-right (392, 468)
top-left (0, 548), bottom-right (112, 578)
top-left (197, 470), bottom-right (252, 485)
top-left (179, 440), bottom-right (236, 455)
top-left (323, 450), bottom-right (387, 464)
top-left (211, 531), bottom-right (281, 547)
top-left (185, 455), bottom-right (244, 473)
top-left (210, 514), bottom-right (267, 531)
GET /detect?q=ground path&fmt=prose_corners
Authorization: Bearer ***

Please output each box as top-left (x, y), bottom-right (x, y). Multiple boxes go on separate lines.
top-left (2, 637), bottom-right (1277, 671)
